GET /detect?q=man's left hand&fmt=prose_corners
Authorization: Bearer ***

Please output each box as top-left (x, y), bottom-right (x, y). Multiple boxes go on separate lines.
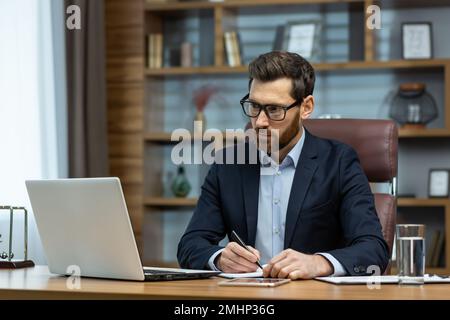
top-left (262, 249), bottom-right (334, 279)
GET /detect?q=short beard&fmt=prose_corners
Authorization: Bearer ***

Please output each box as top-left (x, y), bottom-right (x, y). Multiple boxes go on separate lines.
top-left (255, 111), bottom-right (301, 155)
top-left (278, 112), bottom-right (301, 149)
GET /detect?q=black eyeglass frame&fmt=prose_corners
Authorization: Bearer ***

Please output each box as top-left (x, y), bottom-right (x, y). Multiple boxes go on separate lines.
top-left (239, 93), bottom-right (302, 121)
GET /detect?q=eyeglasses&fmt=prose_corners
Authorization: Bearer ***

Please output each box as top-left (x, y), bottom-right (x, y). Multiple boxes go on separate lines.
top-left (240, 93), bottom-right (301, 121)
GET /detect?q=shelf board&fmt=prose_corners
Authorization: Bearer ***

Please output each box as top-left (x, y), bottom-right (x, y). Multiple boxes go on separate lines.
top-left (315, 59), bottom-right (450, 71)
top-left (390, 267), bottom-right (449, 275)
top-left (144, 131), bottom-right (194, 143)
top-left (144, 197), bottom-right (198, 207)
top-left (145, 65), bottom-right (247, 76)
top-left (425, 267), bottom-right (449, 274)
top-left (375, 0), bottom-right (450, 9)
top-left (144, 128), bottom-right (450, 144)
top-left (398, 198), bottom-right (450, 207)
top-left (145, 0), bottom-right (362, 11)
top-left (144, 131), bottom-right (247, 143)
top-left (145, 0), bottom-right (450, 11)
top-left (399, 128), bottom-right (450, 138)
top-left (145, 0), bottom-right (216, 11)
top-left (143, 132), bottom-right (174, 142)
top-left (145, 59), bottom-right (450, 76)
top-left (144, 198), bottom-right (449, 208)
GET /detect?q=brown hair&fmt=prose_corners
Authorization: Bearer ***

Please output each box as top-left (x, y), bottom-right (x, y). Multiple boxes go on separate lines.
top-left (248, 51), bottom-right (315, 102)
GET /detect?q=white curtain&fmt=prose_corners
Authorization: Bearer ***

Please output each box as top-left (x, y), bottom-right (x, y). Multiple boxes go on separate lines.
top-left (0, 0), bottom-right (67, 264)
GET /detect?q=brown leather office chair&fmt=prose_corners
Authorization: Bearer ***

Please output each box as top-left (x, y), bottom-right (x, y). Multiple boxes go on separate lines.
top-left (303, 119), bottom-right (398, 274)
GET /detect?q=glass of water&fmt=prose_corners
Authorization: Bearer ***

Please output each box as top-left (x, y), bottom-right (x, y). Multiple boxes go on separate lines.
top-left (396, 224), bottom-right (426, 285)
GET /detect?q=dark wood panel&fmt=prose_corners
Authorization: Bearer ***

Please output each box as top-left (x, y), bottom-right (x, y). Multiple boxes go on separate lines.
top-left (105, 0), bottom-right (145, 257)
top-left (107, 83), bottom-right (144, 133)
top-left (106, 56), bottom-right (145, 82)
top-left (108, 109), bottom-right (144, 133)
top-left (105, 0), bottom-right (144, 28)
top-left (107, 83), bottom-right (144, 109)
top-left (109, 133), bottom-right (143, 158)
top-left (109, 157), bottom-right (144, 184)
top-left (106, 26), bottom-right (144, 57)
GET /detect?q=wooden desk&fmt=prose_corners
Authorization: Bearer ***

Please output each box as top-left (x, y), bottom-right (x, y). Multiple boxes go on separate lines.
top-left (1, 266), bottom-right (450, 300)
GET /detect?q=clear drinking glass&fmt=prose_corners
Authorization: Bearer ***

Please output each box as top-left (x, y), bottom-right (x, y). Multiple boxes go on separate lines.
top-left (396, 224), bottom-right (426, 285)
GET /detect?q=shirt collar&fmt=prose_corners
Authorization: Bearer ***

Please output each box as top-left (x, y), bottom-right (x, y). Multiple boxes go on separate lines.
top-left (285, 126), bottom-right (305, 168)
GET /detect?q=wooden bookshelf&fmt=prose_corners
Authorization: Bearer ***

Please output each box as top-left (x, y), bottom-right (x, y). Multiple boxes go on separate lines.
top-left (397, 198), bottom-right (450, 274)
top-left (144, 0), bottom-right (450, 11)
top-left (398, 198), bottom-right (450, 207)
top-left (145, 0), bottom-right (362, 11)
top-left (143, 132), bottom-right (173, 142)
top-left (145, 65), bottom-right (247, 76)
top-left (145, 59), bottom-right (450, 77)
top-left (143, 197), bottom-right (450, 208)
top-left (143, 129), bottom-right (450, 144)
top-left (106, 0), bottom-right (450, 266)
top-left (144, 197), bottom-right (198, 207)
top-left (398, 128), bottom-right (450, 138)
top-left (391, 267), bottom-right (448, 275)
top-left (143, 131), bottom-right (247, 143)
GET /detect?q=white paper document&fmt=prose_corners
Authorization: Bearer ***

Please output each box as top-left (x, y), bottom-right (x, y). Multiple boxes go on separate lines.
top-left (315, 274), bottom-right (450, 285)
top-left (218, 266), bottom-right (267, 279)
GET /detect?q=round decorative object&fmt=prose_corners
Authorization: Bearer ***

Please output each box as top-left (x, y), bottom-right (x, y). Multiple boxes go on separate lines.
top-left (171, 165), bottom-right (192, 198)
top-left (389, 83), bottom-right (438, 128)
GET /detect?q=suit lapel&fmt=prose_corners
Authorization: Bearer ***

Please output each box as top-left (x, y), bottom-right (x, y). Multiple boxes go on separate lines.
top-left (284, 130), bottom-right (318, 248)
top-left (241, 163), bottom-right (260, 247)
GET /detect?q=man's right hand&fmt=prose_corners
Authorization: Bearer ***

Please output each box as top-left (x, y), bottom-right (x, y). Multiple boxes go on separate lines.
top-left (216, 242), bottom-right (261, 273)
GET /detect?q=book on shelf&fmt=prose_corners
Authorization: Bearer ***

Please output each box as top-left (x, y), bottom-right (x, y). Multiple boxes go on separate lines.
top-left (233, 31), bottom-right (243, 66)
top-left (224, 31), bottom-right (242, 67)
top-left (224, 31), bottom-right (234, 66)
top-left (181, 42), bottom-right (193, 67)
top-left (432, 231), bottom-right (445, 267)
top-left (426, 230), bottom-right (440, 267)
top-left (146, 34), bottom-right (151, 68)
top-left (156, 33), bottom-right (163, 68)
top-left (427, 230), bottom-right (445, 268)
top-left (146, 33), bottom-right (164, 69)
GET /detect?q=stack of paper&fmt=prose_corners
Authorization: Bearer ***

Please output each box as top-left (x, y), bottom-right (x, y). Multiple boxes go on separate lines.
top-left (315, 274), bottom-right (450, 284)
top-left (218, 266), bottom-right (266, 279)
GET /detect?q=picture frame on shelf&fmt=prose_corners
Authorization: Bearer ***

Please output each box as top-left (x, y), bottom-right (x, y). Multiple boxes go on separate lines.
top-left (402, 22), bottom-right (433, 60)
top-left (428, 169), bottom-right (450, 198)
top-left (282, 20), bottom-right (322, 61)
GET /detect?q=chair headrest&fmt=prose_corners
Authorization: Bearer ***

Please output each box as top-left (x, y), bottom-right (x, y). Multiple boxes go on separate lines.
top-left (303, 119), bottom-right (398, 182)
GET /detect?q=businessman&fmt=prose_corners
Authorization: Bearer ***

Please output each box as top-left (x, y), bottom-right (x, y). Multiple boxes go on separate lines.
top-left (177, 51), bottom-right (389, 279)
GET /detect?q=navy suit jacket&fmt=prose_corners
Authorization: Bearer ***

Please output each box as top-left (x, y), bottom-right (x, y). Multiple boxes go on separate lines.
top-left (177, 130), bottom-right (390, 276)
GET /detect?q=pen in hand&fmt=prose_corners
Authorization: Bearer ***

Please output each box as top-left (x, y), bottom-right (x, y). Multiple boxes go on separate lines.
top-left (231, 230), bottom-right (263, 270)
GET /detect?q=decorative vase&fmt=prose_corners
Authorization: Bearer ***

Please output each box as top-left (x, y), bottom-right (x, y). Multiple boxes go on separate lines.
top-left (388, 83), bottom-right (438, 129)
top-left (171, 165), bottom-right (191, 198)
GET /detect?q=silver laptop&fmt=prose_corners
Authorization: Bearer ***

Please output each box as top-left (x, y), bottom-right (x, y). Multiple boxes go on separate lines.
top-left (25, 178), bottom-right (220, 281)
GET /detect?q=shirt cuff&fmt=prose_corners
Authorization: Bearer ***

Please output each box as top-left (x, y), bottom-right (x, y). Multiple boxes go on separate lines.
top-left (208, 248), bottom-right (225, 271)
top-left (316, 252), bottom-right (347, 277)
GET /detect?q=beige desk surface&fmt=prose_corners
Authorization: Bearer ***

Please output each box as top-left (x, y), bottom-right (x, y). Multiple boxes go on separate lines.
top-left (1, 266), bottom-right (450, 300)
